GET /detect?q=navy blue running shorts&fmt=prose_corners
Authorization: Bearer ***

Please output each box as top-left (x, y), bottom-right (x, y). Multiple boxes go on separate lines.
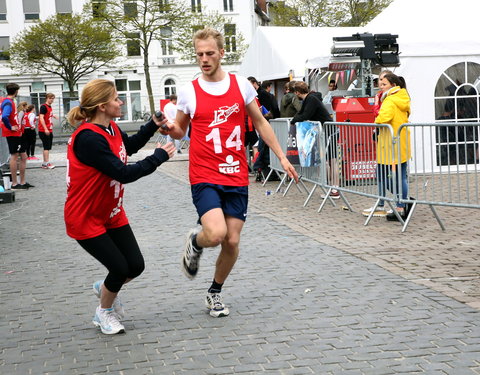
top-left (191, 183), bottom-right (248, 222)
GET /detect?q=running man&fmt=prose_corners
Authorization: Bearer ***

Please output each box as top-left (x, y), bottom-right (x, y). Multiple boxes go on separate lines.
top-left (159, 27), bottom-right (298, 317)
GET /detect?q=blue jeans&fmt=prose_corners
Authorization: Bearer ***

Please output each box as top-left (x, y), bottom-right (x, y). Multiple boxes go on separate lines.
top-left (377, 162), bottom-right (408, 208)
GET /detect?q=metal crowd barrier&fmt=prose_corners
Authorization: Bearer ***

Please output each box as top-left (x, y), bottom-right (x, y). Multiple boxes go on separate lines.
top-left (263, 118), bottom-right (316, 196)
top-left (266, 119), bottom-right (480, 233)
top-left (397, 122), bottom-right (480, 232)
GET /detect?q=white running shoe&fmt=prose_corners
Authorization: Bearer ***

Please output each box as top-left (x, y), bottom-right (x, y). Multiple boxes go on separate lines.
top-left (205, 293), bottom-right (230, 317)
top-left (181, 227), bottom-right (203, 279)
top-left (92, 280), bottom-right (125, 320)
top-left (362, 206), bottom-right (390, 217)
top-left (92, 306), bottom-right (125, 335)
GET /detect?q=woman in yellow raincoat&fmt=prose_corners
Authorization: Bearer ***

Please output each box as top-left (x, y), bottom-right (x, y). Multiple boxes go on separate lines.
top-left (363, 73), bottom-right (411, 219)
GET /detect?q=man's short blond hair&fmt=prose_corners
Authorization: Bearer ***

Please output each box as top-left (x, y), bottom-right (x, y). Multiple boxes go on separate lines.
top-left (193, 27), bottom-right (224, 50)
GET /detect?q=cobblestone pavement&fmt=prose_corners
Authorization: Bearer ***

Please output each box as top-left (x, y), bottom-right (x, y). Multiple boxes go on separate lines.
top-left (1, 144), bottom-right (479, 374)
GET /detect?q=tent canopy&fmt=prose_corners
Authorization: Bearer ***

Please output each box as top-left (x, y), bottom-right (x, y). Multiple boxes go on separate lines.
top-left (306, 0), bottom-right (480, 70)
top-left (238, 26), bottom-right (362, 81)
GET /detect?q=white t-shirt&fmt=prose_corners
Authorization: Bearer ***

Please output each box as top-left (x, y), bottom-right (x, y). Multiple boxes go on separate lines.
top-left (163, 101), bottom-right (177, 123)
top-left (28, 113), bottom-right (37, 129)
top-left (177, 73), bottom-right (257, 118)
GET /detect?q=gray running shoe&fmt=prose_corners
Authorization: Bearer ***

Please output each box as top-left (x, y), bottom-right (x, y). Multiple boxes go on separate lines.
top-left (181, 227), bottom-right (202, 279)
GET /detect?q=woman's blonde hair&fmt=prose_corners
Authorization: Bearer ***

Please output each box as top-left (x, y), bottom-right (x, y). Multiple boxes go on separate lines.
top-left (18, 101), bottom-right (28, 111)
top-left (67, 79), bottom-right (116, 128)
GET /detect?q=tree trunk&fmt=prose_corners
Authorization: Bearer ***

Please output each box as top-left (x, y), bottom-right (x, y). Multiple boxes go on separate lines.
top-left (143, 51), bottom-right (155, 114)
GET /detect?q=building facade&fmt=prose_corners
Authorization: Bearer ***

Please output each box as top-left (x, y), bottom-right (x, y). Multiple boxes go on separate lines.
top-left (0, 0), bottom-right (272, 125)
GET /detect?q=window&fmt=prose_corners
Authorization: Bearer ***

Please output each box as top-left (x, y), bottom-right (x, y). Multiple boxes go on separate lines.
top-left (0, 36), bottom-right (9, 60)
top-left (129, 80), bottom-right (141, 91)
top-left (124, 1), bottom-right (137, 18)
top-left (62, 82), bottom-right (79, 117)
top-left (30, 83), bottom-right (46, 114)
top-left (0, 0), bottom-right (6, 21)
top-left (115, 79), bottom-right (128, 92)
top-left (23, 0), bottom-right (40, 20)
top-left (224, 24), bottom-right (236, 53)
top-left (434, 61), bottom-right (480, 166)
top-left (126, 33), bottom-right (141, 56)
top-left (159, 0), bottom-right (169, 12)
top-left (115, 79), bottom-right (142, 121)
top-left (92, 0), bottom-right (106, 18)
top-left (164, 78), bottom-right (176, 97)
top-left (55, 0), bottom-right (72, 15)
top-left (160, 27), bottom-right (173, 56)
top-left (223, 0), bottom-right (233, 12)
top-left (191, 0), bottom-right (201, 13)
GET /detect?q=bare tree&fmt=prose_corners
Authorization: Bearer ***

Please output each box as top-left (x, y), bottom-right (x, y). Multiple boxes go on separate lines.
top-left (9, 13), bottom-right (121, 97)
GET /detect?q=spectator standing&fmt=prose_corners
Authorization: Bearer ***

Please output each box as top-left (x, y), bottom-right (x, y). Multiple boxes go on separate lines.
top-left (64, 78), bottom-right (175, 335)
top-left (280, 81), bottom-right (299, 118)
top-left (163, 94), bottom-right (182, 153)
top-left (17, 101), bottom-right (28, 128)
top-left (160, 27), bottom-right (298, 318)
top-left (39, 93), bottom-right (57, 169)
top-left (23, 104), bottom-right (38, 160)
top-left (363, 73), bottom-right (411, 220)
top-left (291, 81), bottom-right (339, 198)
top-left (247, 77), bottom-right (281, 180)
top-left (0, 83), bottom-right (33, 189)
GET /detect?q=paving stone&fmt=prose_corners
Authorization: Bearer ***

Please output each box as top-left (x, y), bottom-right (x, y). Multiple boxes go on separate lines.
top-left (0, 145), bottom-right (479, 375)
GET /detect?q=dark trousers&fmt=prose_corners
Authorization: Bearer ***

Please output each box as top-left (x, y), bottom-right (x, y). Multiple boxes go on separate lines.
top-left (23, 129), bottom-right (36, 157)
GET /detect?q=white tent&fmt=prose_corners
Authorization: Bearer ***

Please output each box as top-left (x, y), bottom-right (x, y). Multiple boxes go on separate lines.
top-left (306, 0), bottom-right (480, 124)
top-left (305, 0), bottom-right (480, 172)
top-left (238, 26), bottom-right (363, 81)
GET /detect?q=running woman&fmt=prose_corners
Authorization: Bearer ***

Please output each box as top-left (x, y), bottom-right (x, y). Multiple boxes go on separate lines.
top-left (64, 79), bottom-right (175, 334)
top-left (159, 28), bottom-right (298, 317)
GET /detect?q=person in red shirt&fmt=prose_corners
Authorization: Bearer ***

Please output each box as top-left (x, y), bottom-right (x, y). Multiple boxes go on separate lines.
top-left (23, 104), bottom-right (38, 160)
top-left (0, 83), bottom-right (33, 189)
top-left (65, 78), bottom-right (175, 334)
top-left (38, 93), bottom-right (58, 169)
top-left (160, 27), bottom-right (298, 318)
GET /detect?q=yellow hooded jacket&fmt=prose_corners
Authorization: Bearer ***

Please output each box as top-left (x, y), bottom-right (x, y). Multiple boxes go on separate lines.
top-left (375, 87), bottom-right (411, 165)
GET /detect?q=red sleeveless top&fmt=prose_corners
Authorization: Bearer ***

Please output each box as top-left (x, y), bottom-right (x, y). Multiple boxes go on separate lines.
top-left (1, 98), bottom-right (21, 137)
top-left (39, 104), bottom-right (53, 132)
top-left (64, 121), bottom-right (128, 240)
top-left (189, 73), bottom-right (248, 186)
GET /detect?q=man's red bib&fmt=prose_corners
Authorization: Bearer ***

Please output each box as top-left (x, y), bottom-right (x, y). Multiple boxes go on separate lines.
top-left (189, 74), bottom-right (248, 186)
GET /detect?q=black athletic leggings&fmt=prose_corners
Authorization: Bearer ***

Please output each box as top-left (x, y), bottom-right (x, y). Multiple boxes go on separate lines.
top-left (77, 224), bottom-right (145, 293)
top-left (23, 129), bottom-right (36, 157)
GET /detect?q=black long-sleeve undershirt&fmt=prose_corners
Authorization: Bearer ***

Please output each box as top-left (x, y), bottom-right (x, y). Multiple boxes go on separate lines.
top-left (73, 119), bottom-right (169, 184)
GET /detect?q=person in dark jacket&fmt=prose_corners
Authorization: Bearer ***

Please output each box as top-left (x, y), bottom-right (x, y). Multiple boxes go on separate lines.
top-left (247, 77), bottom-right (281, 181)
top-left (290, 82), bottom-right (330, 125)
top-left (291, 81), bottom-right (340, 198)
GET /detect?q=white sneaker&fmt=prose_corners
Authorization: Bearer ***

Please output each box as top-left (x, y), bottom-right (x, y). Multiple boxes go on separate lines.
top-left (362, 206), bottom-right (389, 217)
top-left (181, 227), bottom-right (203, 279)
top-left (92, 306), bottom-right (125, 335)
top-left (205, 293), bottom-right (230, 317)
top-left (92, 280), bottom-right (125, 320)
